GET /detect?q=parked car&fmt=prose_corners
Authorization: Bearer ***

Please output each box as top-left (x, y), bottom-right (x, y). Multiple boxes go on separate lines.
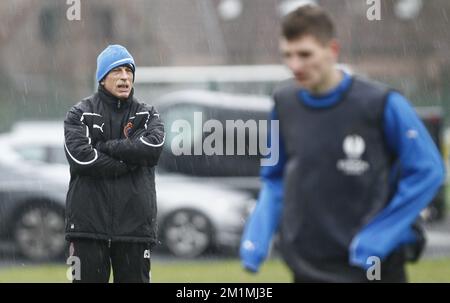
top-left (156, 90), bottom-right (272, 197)
top-left (0, 125), bottom-right (68, 261)
top-left (155, 90), bottom-right (447, 221)
top-left (0, 121), bottom-right (255, 260)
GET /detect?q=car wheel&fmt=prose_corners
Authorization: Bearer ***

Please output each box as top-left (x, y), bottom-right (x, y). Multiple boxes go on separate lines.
top-left (162, 209), bottom-right (213, 258)
top-left (13, 203), bottom-right (65, 261)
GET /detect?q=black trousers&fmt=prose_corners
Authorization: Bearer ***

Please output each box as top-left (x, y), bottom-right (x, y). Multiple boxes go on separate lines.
top-left (294, 269), bottom-right (407, 283)
top-left (293, 251), bottom-right (407, 283)
top-left (67, 238), bottom-right (151, 283)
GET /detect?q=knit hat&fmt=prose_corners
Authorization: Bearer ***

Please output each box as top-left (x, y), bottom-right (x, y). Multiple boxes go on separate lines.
top-left (96, 45), bottom-right (135, 82)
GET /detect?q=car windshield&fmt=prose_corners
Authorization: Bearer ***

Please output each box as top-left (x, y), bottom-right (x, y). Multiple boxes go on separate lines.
top-left (14, 145), bottom-right (47, 163)
top-left (14, 145), bottom-right (67, 165)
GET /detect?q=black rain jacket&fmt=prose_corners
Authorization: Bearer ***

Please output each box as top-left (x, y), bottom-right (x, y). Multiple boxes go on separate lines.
top-left (64, 86), bottom-right (165, 244)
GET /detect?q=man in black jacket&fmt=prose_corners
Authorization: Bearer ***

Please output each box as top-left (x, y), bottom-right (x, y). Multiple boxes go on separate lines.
top-left (64, 45), bottom-right (165, 283)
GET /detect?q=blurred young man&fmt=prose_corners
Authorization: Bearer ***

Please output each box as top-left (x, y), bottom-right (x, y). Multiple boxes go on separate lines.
top-left (64, 45), bottom-right (165, 283)
top-left (240, 5), bottom-right (445, 282)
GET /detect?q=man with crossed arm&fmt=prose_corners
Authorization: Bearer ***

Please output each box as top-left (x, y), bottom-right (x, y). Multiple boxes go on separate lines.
top-left (64, 45), bottom-right (165, 283)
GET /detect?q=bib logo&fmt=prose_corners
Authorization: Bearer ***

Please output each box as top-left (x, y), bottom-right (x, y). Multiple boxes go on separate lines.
top-left (337, 135), bottom-right (370, 175)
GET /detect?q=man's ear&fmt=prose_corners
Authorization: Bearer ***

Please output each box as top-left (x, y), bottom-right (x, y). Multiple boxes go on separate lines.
top-left (329, 39), bottom-right (340, 58)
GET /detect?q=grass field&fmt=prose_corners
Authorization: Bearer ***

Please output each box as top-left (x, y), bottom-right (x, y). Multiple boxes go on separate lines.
top-left (0, 258), bottom-right (449, 283)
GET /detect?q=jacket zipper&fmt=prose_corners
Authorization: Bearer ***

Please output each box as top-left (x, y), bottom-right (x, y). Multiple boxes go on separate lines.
top-left (117, 100), bottom-right (121, 109)
top-left (108, 113), bottom-right (114, 247)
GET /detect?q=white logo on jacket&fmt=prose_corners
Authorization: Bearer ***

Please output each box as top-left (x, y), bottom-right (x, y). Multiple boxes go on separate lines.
top-left (93, 123), bottom-right (105, 133)
top-left (337, 135), bottom-right (370, 175)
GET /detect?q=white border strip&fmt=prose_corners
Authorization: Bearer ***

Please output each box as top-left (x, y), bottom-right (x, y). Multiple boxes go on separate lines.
top-left (140, 135), bottom-right (165, 147)
top-left (136, 111), bottom-right (151, 130)
top-left (64, 142), bottom-right (98, 165)
top-left (64, 112), bottom-right (101, 165)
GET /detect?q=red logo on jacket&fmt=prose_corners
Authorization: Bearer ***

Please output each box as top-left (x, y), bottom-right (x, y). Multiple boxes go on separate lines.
top-left (123, 122), bottom-right (133, 138)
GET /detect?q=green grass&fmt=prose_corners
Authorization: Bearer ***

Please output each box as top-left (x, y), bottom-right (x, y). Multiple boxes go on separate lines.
top-left (153, 259), bottom-right (292, 283)
top-left (406, 258), bottom-right (450, 282)
top-left (0, 258), bottom-right (449, 283)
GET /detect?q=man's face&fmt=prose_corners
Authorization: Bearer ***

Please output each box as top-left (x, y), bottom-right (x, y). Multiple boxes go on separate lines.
top-left (280, 35), bottom-right (339, 91)
top-left (101, 65), bottom-right (134, 99)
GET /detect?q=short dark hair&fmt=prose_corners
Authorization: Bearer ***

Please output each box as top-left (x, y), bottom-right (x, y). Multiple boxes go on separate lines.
top-left (281, 5), bottom-right (335, 44)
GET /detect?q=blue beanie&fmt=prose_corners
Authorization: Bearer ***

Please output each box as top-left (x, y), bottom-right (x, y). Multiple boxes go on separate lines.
top-left (96, 45), bottom-right (135, 82)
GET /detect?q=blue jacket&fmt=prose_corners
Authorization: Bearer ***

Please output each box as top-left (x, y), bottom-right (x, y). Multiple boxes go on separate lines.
top-left (240, 73), bottom-right (445, 272)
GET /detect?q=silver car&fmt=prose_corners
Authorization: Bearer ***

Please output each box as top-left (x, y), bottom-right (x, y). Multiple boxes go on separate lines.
top-left (0, 121), bottom-right (254, 260)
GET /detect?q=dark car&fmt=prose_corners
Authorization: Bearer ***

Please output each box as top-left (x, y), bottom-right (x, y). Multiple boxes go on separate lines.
top-left (155, 90), bottom-right (446, 221)
top-left (155, 90), bottom-right (272, 196)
